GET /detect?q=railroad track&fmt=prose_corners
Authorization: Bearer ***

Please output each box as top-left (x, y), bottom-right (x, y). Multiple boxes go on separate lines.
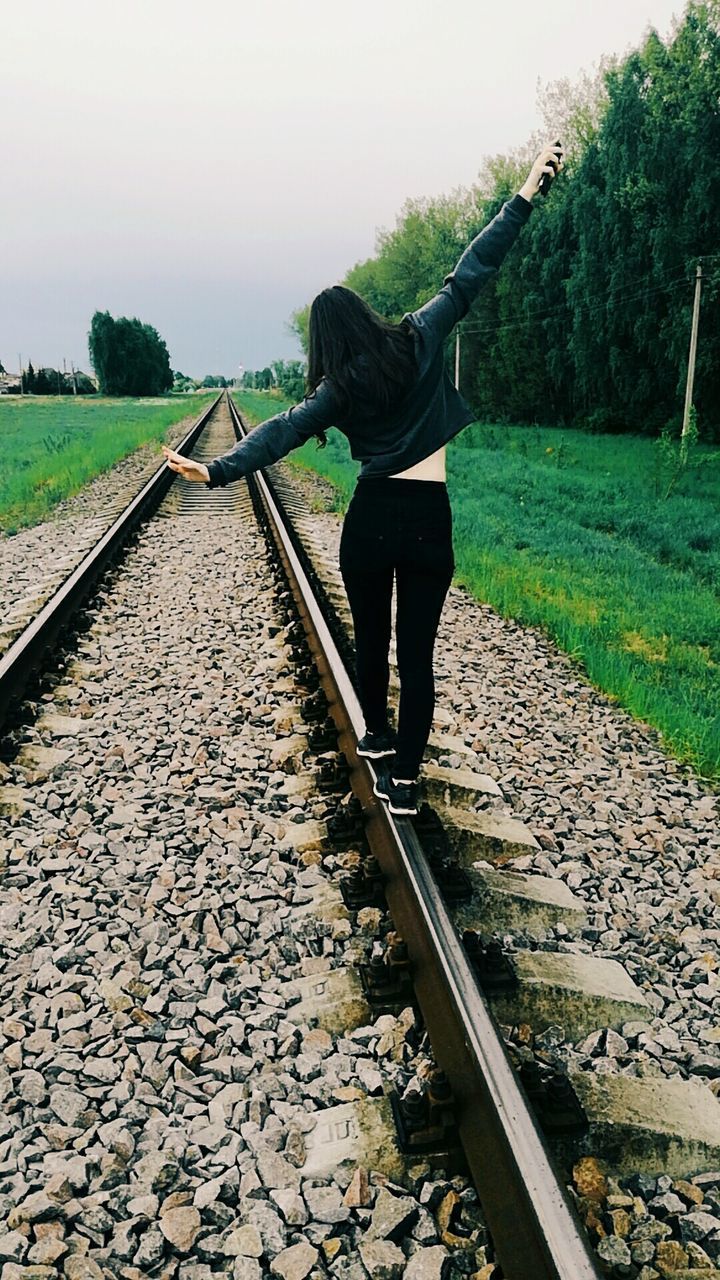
top-left (1, 391), bottom-right (718, 1280)
top-left (0, 394), bottom-right (223, 726)
top-left (0, 396), bottom-right (223, 666)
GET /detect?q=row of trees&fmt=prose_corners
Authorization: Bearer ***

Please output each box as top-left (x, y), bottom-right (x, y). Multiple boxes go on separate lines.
top-left (20, 362), bottom-right (95, 395)
top-left (289, 0), bottom-right (720, 439)
top-left (239, 359), bottom-right (306, 400)
top-left (172, 372), bottom-right (236, 391)
top-left (1, 356), bottom-right (95, 394)
top-left (10, 321), bottom-right (244, 400)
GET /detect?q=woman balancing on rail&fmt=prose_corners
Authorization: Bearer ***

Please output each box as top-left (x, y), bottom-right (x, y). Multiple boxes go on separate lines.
top-left (163, 141), bottom-right (564, 818)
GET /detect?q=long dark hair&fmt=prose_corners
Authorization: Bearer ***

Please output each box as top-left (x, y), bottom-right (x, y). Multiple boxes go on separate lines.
top-left (305, 285), bottom-right (418, 447)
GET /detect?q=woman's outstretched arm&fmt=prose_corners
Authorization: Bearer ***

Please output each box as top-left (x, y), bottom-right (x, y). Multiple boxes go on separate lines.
top-left (406, 141), bottom-right (563, 349)
top-left (162, 378), bottom-right (340, 487)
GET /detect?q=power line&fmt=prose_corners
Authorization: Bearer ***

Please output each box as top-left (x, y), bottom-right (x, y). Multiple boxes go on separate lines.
top-left (458, 268), bottom-right (716, 340)
top-left (459, 264), bottom-right (689, 333)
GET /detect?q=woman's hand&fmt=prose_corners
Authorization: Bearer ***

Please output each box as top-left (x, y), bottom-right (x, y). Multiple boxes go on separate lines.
top-left (519, 141), bottom-right (564, 202)
top-left (161, 445), bottom-right (210, 483)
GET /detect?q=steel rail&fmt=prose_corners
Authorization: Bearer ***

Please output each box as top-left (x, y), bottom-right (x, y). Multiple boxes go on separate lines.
top-left (228, 392), bottom-right (601, 1280)
top-left (0, 393), bottom-right (223, 729)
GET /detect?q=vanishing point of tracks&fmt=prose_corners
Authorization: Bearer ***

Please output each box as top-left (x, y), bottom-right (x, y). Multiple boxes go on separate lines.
top-left (1, 392), bottom-right (718, 1280)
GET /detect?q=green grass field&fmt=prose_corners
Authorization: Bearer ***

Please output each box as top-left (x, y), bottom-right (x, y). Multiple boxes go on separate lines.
top-left (234, 389), bottom-right (720, 781)
top-left (0, 392), bottom-right (217, 534)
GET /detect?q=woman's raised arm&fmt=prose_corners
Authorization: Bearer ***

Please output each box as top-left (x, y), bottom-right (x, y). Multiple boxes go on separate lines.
top-left (405, 141), bottom-right (563, 350)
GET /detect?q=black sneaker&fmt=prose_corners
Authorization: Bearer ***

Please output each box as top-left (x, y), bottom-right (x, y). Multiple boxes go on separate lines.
top-left (357, 726), bottom-right (397, 759)
top-left (373, 765), bottom-right (419, 816)
top-left (372, 762), bottom-right (392, 800)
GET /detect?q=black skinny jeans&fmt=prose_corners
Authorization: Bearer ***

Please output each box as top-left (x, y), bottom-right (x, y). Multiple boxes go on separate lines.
top-left (339, 477), bottom-right (455, 780)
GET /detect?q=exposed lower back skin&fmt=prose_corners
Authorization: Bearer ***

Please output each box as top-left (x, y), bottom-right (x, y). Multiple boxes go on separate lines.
top-left (387, 443), bottom-right (446, 481)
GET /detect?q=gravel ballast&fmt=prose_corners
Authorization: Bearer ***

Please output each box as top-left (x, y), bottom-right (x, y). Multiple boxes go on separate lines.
top-left (0, 403), bottom-right (213, 659)
top-left (0, 435), bottom-right (494, 1279)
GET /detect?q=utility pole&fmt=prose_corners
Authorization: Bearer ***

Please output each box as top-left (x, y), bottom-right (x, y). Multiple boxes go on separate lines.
top-left (18, 353), bottom-right (24, 395)
top-left (454, 329), bottom-right (460, 390)
top-left (71, 361), bottom-right (78, 395)
top-left (681, 262), bottom-right (703, 442)
top-left (57, 366), bottom-right (62, 397)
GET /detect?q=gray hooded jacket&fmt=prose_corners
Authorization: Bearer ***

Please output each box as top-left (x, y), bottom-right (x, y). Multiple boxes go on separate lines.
top-left (205, 192), bottom-right (533, 488)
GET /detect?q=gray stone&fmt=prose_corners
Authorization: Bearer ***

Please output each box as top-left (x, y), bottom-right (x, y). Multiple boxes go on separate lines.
top-left (596, 1236), bottom-right (632, 1267)
top-left (127, 1193), bottom-right (159, 1217)
top-left (402, 1245), bottom-right (450, 1280)
top-left (630, 1218), bottom-right (672, 1243)
top-left (368, 1188), bottom-right (419, 1241)
top-left (48, 1085), bottom-right (89, 1126)
top-left (208, 1083), bottom-right (246, 1125)
top-left (64, 1256), bottom-right (106, 1280)
top-left (108, 1220), bottom-right (139, 1262)
top-left (0, 1232), bottom-right (28, 1263)
top-left (648, 1192), bottom-right (686, 1218)
top-left (240, 1201), bottom-right (286, 1254)
top-left (269, 1241), bottom-right (319, 1280)
top-left (410, 1207), bottom-right (438, 1245)
top-left (178, 1267), bottom-right (216, 1280)
top-left (224, 1226), bottom-right (264, 1259)
top-left (679, 1211), bottom-right (720, 1242)
top-left (303, 1184), bottom-right (350, 1224)
top-left (256, 1148), bottom-right (302, 1192)
top-left (359, 1238), bottom-right (406, 1280)
top-left (133, 1229), bottom-right (165, 1267)
top-left (160, 1205), bottom-right (201, 1252)
top-left (270, 1189), bottom-right (309, 1225)
top-left (233, 1260), bottom-right (263, 1280)
top-left (193, 1176), bottom-right (224, 1209)
top-left (82, 1056), bottom-right (121, 1083)
top-left (133, 1149), bottom-right (180, 1191)
top-left (28, 1235), bottom-right (69, 1266)
top-left (16, 1070), bottom-right (47, 1106)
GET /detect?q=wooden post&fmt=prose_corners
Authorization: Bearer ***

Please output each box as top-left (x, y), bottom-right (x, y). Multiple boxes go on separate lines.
top-left (681, 262), bottom-right (703, 440)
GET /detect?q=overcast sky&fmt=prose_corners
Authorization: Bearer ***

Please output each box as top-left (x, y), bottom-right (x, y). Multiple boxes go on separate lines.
top-left (2, 0), bottom-right (682, 379)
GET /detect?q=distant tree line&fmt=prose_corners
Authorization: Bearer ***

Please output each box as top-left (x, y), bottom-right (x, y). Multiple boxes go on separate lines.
top-left (239, 360), bottom-right (306, 400)
top-left (288, 0), bottom-right (720, 439)
top-left (20, 362), bottom-right (95, 395)
top-left (172, 372), bottom-right (230, 391)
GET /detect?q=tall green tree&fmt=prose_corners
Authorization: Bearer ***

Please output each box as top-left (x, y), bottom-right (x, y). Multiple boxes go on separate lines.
top-left (88, 310), bottom-right (173, 396)
top-left (288, 0), bottom-right (719, 439)
top-left (271, 359), bottom-right (306, 399)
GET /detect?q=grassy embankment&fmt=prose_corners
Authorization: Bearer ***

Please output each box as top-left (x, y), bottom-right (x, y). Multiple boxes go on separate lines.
top-left (233, 389), bottom-right (720, 781)
top-left (0, 393), bottom-right (216, 533)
